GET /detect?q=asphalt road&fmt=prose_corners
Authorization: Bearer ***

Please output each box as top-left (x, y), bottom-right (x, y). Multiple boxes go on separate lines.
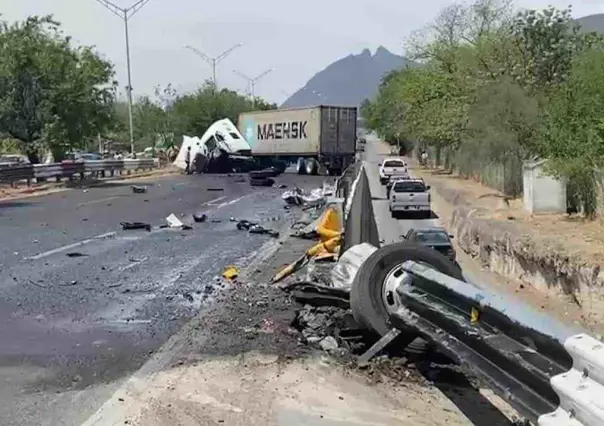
top-left (364, 139), bottom-right (439, 243)
top-left (0, 171), bottom-right (325, 426)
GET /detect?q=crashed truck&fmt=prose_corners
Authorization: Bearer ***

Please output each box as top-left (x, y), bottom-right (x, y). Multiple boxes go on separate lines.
top-left (173, 106), bottom-right (358, 176)
top-left (238, 105), bottom-right (358, 176)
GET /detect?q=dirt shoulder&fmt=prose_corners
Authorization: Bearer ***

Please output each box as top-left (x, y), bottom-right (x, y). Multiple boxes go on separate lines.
top-left (0, 166), bottom-right (180, 202)
top-left (409, 163), bottom-right (604, 335)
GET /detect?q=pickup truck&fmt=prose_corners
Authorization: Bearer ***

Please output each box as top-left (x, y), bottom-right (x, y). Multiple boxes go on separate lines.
top-left (379, 157), bottom-right (407, 184)
top-left (389, 178), bottom-right (431, 218)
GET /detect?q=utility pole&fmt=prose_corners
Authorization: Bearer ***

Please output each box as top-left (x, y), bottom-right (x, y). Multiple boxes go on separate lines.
top-left (183, 44), bottom-right (243, 88)
top-left (233, 68), bottom-right (274, 108)
top-left (95, 0), bottom-right (152, 154)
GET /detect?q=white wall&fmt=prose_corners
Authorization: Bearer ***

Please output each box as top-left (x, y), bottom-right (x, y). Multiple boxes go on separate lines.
top-left (523, 159), bottom-right (567, 214)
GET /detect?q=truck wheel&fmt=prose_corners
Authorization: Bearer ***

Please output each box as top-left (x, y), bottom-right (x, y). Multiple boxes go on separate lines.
top-left (305, 158), bottom-right (318, 175)
top-left (296, 157), bottom-right (307, 175)
top-left (349, 242), bottom-right (466, 353)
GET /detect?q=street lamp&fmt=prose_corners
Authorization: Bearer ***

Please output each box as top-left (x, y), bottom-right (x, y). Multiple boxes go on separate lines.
top-left (233, 68), bottom-right (275, 108)
top-left (95, 0), bottom-right (153, 154)
top-left (183, 43), bottom-right (243, 88)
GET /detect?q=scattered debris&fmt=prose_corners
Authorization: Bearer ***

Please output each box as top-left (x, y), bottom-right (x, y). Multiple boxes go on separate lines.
top-left (166, 213), bottom-right (184, 228)
top-left (66, 252), bottom-right (88, 258)
top-left (207, 187), bottom-right (224, 191)
top-left (120, 221), bottom-right (151, 231)
top-left (249, 224), bottom-right (279, 238)
top-left (192, 213), bottom-right (207, 223)
top-left (282, 184), bottom-right (333, 207)
top-left (131, 185), bottom-right (147, 194)
top-left (277, 184), bottom-right (287, 189)
top-left (222, 265), bottom-right (238, 280)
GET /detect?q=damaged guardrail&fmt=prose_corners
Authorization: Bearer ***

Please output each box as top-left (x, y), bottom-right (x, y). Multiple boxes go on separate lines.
top-left (331, 153), bottom-right (604, 425)
top-left (363, 258), bottom-right (604, 426)
top-left (0, 159), bottom-right (156, 186)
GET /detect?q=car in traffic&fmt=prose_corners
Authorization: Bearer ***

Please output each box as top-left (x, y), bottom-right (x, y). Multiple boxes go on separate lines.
top-left (379, 157), bottom-right (407, 184)
top-left (403, 226), bottom-right (458, 264)
top-left (389, 178), bottom-right (431, 218)
top-left (385, 174), bottom-right (412, 199)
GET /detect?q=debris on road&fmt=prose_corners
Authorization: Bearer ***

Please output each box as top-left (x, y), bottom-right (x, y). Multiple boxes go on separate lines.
top-left (66, 252), bottom-right (88, 258)
top-left (166, 213), bottom-right (184, 228)
top-left (207, 187), bottom-right (224, 191)
top-left (236, 219), bottom-right (279, 238)
top-left (120, 221), bottom-right (152, 231)
top-left (222, 265), bottom-right (238, 280)
top-left (192, 213), bottom-right (207, 223)
top-left (131, 185), bottom-right (147, 194)
top-left (282, 183), bottom-right (335, 207)
top-left (249, 224), bottom-right (279, 238)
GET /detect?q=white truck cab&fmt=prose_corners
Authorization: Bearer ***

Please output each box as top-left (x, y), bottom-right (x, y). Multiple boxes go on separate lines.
top-left (389, 178), bottom-right (431, 218)
top-left (379, 157), bottom-right (407, 184)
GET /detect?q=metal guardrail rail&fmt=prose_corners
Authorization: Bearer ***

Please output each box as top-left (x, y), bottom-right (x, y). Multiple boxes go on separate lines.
top-left (0, 159), bottom-right (156, 185)
top-left (386, 261), bottom-right (604, 426)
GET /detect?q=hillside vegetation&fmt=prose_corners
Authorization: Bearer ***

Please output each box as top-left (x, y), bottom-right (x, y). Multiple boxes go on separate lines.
top-left (0, 16), bottom-right (275, 162)
top-left (362, 1), bottom-right (604, 217)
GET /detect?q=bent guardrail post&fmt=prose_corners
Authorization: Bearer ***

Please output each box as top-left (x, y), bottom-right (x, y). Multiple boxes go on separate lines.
top-left (388, 261), bottom-right (604, 425)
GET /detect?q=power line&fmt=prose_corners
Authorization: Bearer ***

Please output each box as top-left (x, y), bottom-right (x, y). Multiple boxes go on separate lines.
top-left (95, 0), bottom-right (153, 154)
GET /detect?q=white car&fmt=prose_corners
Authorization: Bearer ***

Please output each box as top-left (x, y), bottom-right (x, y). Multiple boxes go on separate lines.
top-left (389, 178), bottom-right (431, 218)
top-left (379, 157), bottom-right (407, 184)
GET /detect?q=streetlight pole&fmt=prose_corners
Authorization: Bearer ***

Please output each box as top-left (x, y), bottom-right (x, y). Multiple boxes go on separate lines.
top-left (183, 44), bottom-right (243, 88)
top-left (95, 0), bottom-right (152, 154)
top-left (233, 68), bottom-right (274, 108)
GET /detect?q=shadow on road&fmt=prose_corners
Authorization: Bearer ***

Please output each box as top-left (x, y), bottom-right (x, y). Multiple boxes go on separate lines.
top-left (420, 363), bottom-right (515, 425)
top-left (0, 200), bottom-right (35, 209)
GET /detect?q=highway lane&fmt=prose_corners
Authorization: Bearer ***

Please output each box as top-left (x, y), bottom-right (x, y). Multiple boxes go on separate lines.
top-left (0, 171), bottom-right (326, 426)
top-left (364, 139), bottom-right (508, 287)
top-left (364, 139), bottom-right (439, 243)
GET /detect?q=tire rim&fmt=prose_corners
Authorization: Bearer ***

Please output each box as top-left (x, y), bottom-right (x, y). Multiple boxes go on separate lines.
top-left (382, 261), bottom-right (429, 315)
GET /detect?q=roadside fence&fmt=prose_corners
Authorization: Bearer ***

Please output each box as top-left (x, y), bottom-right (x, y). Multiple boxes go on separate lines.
top-left (0, 159), bottom-right (157, 187)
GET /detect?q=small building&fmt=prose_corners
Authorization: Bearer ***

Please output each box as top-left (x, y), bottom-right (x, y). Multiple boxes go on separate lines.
top-left (523, 159), bottom-right (567, 214)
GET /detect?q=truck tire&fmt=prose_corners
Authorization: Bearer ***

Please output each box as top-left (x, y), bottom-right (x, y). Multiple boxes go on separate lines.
top-left (296, 158), bottom-right (307, 175)
top-left (305, 158), bottom-right (318, 175)
top-left (249, 177), bottom-right (275, 187)
top-left (249, 168), bottom-right (280, 179)
top-left (349, 242), bottom-right (465, 353)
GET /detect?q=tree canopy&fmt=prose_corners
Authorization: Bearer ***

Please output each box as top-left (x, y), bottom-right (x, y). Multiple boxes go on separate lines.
top-left (362, 0), bottom-right (604, 215)
top-left (0, 15), bottom-right (276, 161)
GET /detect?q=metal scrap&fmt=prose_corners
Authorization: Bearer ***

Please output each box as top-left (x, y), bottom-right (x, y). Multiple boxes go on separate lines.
top-left (120, 221), bottom-right (151, 231)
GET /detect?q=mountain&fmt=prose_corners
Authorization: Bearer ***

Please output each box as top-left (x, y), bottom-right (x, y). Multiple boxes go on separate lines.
top-left (576, 13), bottom-right (604, 33)
top-left (281, 46), bottom-right (413, 108)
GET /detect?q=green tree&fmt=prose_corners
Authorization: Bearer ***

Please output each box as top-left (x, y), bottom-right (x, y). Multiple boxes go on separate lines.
top-left (538, 49), bottom-right (604, 216)
top-left (0, 15), bottom-right (116, 162)
top-left (171, 81), bottom-right (275, 137)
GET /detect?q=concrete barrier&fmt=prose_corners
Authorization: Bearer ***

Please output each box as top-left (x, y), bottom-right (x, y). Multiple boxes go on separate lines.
top-left (341, 166), bottom-right (380, 252)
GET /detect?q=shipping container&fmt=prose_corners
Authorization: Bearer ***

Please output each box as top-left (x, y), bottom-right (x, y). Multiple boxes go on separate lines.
top-left (238, 105), bottom-right (357, 175)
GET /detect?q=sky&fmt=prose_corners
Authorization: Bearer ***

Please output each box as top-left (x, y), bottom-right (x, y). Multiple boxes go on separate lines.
top-left (2, 0), bottom-right (603, 104)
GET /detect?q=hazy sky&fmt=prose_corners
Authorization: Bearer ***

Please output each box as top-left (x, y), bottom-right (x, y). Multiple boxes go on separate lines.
top-left (3, 0), bottom-right (603, 104)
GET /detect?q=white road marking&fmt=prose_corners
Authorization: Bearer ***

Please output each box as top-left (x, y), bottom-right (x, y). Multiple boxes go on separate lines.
top-left (215, 195), bottom-right (251, 209)
top-left (117, 257), bottom-right (148, 272)
top-left (25, 232), bottom-right (116, 260)
top-left (203, 196), bottom-right (226, 206)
